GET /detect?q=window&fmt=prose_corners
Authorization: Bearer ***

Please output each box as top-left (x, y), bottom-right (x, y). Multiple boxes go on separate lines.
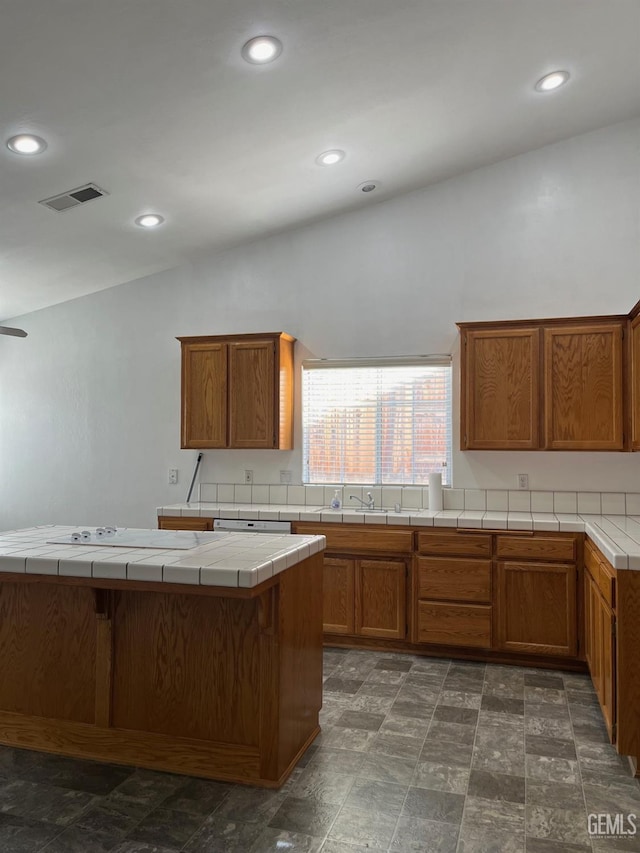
top-left (302, 357), bottom-right (452, 485)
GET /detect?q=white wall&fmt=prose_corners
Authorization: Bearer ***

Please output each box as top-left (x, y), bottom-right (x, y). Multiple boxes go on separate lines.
top-left (2, 118), bottom-right (640, 529)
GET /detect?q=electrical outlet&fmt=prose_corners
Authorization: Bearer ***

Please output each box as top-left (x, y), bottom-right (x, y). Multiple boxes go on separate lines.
top-left (517, 473), bottom-right (529, 490)
top-left (168, 468), bottom-right (178, 485)
top-left (244, 470), bottom-right (253, 484)
top-left (280, 469), bottom-right (292, 484)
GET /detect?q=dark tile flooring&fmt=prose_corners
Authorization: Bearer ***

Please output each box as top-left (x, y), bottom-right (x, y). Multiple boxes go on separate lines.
top-left (1, 649), bottom-right (639, 852)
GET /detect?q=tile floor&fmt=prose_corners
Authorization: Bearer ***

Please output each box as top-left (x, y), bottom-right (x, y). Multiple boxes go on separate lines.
top-left (1, 649), bottom-right (639, 852)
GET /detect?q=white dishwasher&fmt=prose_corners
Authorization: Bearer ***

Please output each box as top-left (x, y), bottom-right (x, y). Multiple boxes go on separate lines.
top-left (213, 518), bottom-right (292, 534)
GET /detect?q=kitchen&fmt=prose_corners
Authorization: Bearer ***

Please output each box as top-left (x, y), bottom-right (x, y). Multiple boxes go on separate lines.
top-left (1, 1), bottom-right (640, 851)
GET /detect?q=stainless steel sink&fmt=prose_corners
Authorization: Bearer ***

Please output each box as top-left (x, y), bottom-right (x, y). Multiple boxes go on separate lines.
top-left (353, 507), bottom-right (413, 514)
top-left (314, 506), bottom-right (413, 514)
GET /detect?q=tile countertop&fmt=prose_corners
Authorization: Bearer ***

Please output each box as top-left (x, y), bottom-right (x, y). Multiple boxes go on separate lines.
top-left (158, 503), bottom-right (640, 571)
top-left (0, 525), bottom-right (326, 589)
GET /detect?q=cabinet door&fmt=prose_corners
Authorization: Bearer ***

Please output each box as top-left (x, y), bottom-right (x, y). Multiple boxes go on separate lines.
top-left (496, 561), bottom-right (577, 657)
top-left (355, 559), bottom-right (406, 640)
top-left (586, 574), bottom-right (616, 744)
top-left (181, 342), bottom-right (227, 448)
top-left (590, 574), bottom-right (602, 697)
top-left (323, 557), bottom-right (355, 635)
top-left (158, 516), bottom-right (213, 531)
top-left (228, 340), bottom-right (276, 449)
top-left (600, 598), bottom-right (616, 742)
top-left (544, 323), bottom-right (624, 450)
top-left (583, 570), bottom-right (592, 670)
top-left (631, 315), bottom-right (640, 451)
top-left (586, 571), bottom-right (603, 694)
top-left (461, 328), bottom-right (540, 449)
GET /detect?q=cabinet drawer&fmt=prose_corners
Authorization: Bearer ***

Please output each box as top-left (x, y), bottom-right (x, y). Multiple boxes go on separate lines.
top-left (158, 516), bottom-right (213, 531)
top-left (294, 524), bottom-right (413, 554)
top-left (585, 540), bottom-right (616, 608)
top-left (496, 535), bottom-right (576, 562)
top-left (417, 601), bottom-right (492, 649)
top-left (417, 531), bottom-right (492, 558)
top-left (584, 540), bottom-right (602, 584)
top-left (417, 557), bottom-right (491, 603)
top-left (597, 564), bottom-right (616, 609)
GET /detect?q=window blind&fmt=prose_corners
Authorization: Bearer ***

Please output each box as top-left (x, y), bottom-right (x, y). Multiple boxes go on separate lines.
top-left (302, 357), bottom-right (452, 485)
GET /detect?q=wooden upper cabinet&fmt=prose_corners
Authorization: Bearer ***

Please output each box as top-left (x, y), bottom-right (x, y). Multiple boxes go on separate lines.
top-left (631, 314), bottom-right (640, 451)
top-left (459, 315), bottom-right (629, 452)
top-left (228, 340), bottom-right (276, 449)
top-left (461, 327), bottom-right (540, 450)
top-left (179, 333), bottom-right (295, 450)
top-left (544, 323), bottom-right (624, 450)
top-left (181, 342), bottom-right (228, 449)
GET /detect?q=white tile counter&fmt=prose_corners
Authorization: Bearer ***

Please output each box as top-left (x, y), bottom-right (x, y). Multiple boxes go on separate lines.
top-left (0, 525), bottom-right (326, 588)
top-left (158, 503), bottom-right (640, 570)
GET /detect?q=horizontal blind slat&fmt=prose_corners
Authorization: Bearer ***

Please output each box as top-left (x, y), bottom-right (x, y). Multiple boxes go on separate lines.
top-left (303, 363), bottom-right (452, 486)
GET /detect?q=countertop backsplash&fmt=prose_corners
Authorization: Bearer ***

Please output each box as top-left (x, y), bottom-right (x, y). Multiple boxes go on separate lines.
top-left (197, 483), bottom-right (638, 515)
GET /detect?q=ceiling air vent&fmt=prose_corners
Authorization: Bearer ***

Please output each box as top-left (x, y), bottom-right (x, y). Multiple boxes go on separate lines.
top-left (39, 183), bottom-right (108, 213)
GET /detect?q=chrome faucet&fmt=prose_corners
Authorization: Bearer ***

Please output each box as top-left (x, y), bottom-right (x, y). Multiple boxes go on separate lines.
top-left (349, 492), bottom-right (375, 510)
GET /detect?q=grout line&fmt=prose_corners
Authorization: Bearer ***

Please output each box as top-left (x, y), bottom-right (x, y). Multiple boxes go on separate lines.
top-left (392, 658), bottom-right (451, 852)
top-left (565, 672), bottom-right (597, 853)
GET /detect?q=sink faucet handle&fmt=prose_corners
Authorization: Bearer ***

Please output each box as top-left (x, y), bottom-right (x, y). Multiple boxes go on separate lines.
top-left (349, 493), bottom-right (376, 510)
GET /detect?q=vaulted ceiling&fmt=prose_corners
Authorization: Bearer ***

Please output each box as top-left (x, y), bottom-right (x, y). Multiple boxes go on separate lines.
top-left (1, 0), bottom-right (639, 320)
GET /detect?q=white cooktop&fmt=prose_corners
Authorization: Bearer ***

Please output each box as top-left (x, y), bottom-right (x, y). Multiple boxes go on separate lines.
top-left (47, 529), bottom-right (215, 550)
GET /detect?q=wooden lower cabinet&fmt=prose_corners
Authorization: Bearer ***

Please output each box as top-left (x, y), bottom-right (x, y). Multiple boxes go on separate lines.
top-left (321, 555), bottom-right (406, 641)
top-left (355, 559), bottom-right (406, 640)
top-left (584, 546), bottom-right (616, 742)
top-left (322, 557), bottom-right (355, 635)
top-left (584, 541), bottom-right (640, 767)
top-left (599, 596), bottom-right (616, 740)
top-left (300, 523), bottom-right (582, 664)
top-left (495, 561), bottom-right (577, 657)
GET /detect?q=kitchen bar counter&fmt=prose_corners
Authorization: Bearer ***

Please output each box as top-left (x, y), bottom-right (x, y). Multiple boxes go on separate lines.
top-left (158, 502), bottom-right (640, 570)
top-left (0, 526), bottom-right (325, 787)
top-left (0, 525), bottom-right (325, 587)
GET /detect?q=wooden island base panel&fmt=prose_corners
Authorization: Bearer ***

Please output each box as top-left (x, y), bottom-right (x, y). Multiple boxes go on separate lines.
top-left (0, 529), bottom-right (324, 789)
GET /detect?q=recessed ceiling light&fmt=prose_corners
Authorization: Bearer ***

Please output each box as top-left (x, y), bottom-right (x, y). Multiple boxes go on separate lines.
top-left (534, 70), bottom-right (570, 92)
top-left (316, 150), bottom-right (345, 166)
top-left (357, 180), bottom-right (379, 193)
top-left (242, 36), bottom-right (283, 64)
top-left (6, 134), bottom-right (47, 155)
top-left (135, 214), bottom-right (165, 228)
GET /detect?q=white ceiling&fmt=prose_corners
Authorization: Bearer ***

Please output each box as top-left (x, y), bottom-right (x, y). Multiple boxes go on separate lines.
top-left (1, 0), bottom-right (639, 321)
